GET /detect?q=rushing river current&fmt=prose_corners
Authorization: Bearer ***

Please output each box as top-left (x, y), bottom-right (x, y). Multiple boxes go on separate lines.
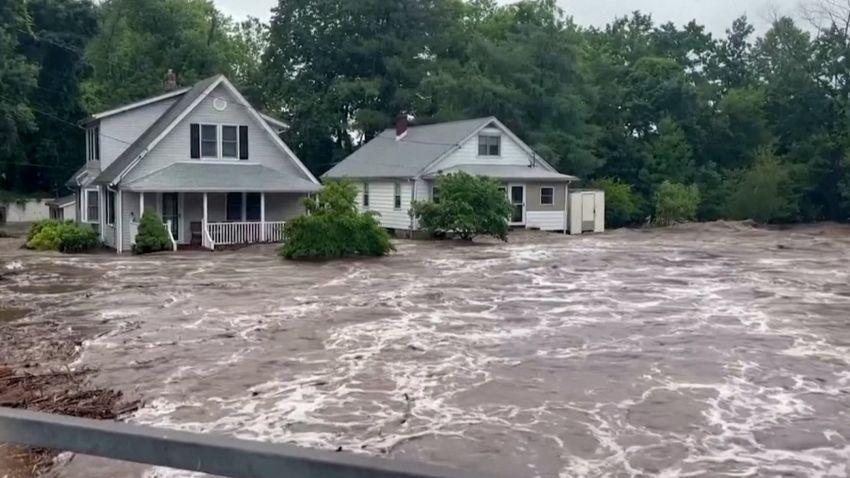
top-left (2, 222), bottom-right (850, 477)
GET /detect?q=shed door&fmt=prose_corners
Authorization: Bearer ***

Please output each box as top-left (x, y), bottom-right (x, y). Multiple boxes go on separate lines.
top-left (581, 192), bottom-right (596, 231)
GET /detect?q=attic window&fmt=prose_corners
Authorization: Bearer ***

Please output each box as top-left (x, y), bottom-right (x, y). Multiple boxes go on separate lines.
top-left (201, 124), bottom-right (218, 157)
top-left (86, 126), bottom-right (100, 162)
top-left (478, 135), bottom-right (500, 156)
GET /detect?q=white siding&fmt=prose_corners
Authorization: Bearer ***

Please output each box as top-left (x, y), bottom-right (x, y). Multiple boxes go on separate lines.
top-left (428, 126), bottom-right (533, 173)
top-left (123, 84), bottom-right (310, 183)
top-left (99, 99), bottom-right (178, 170)
top-left (356, 181), bottom-right (413, 230)
top-left (526, 211), bottom-right (566, 231)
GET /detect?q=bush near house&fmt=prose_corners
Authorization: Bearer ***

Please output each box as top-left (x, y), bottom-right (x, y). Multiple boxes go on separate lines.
top-left (654, 181), bottom-right (701, 226)
top-left (411, 171), bottom-right (512, 241)
top-left (26, 220), bottom-right (100, 253)
top-left (133, 210), bottom-right (172, 254)
top-left (592, 177), bottom-right (640, 228)
top-left (279, 180), bottom-right (394, 259)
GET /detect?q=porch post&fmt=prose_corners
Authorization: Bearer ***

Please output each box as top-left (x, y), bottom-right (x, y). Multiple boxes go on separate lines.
top-left (203, 192), bottom-right (208, 230)
top-left (260, 192), bottom-right (266, 242)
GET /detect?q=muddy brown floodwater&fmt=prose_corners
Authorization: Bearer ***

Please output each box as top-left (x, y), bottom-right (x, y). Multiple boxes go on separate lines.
top-left (1, 222), bottom-right (850, 477)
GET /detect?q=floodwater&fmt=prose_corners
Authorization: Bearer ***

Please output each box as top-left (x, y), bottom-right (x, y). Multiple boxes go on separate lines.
top-left (2, 222), bottom-right (850, 477)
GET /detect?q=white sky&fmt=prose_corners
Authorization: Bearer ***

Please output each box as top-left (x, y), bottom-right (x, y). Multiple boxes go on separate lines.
top-left (215, 0), bottom-right (805, 37)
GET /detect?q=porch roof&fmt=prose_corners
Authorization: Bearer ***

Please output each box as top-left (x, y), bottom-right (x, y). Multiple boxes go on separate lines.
top-left (422, 164), bottom-right (578, 182)
top-left (121, 162), bottom-right (321, 193)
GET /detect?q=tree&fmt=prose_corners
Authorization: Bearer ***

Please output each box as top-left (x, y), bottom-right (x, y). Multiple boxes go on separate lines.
top-left (0, 0), bottom-right (38, 192)
top-left (411, 171), bottom-right (512, 241)
top-left (81, 0), bottom-right (244, 112)
top-left (263, 0), bottom-right (463, 174)
top-left (643, 117), bottom-right (695, 188)
top-left (726, 147), bottom-right (799, 223)
top-left (279, 181), bottom-right (393, 259)
top-left (654, 181), bottom-right (700, 226)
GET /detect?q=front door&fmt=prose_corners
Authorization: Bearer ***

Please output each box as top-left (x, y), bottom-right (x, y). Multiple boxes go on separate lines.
top-left (162, 193), bottom-right (179, 239)
top-left (509, 184), bottom-right (525, 225)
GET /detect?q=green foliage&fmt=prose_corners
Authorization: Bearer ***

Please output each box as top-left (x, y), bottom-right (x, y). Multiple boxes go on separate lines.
top-left (411, 171), bottom-right (513, 241)
top-left (654, 181), bottom-right (700, 226)
top-left (279, 181), bottom-right (393, 259)
top-left (81, 0), bottom-right (248, 112)
top-left (592, 178), bottom-right (640, 227)
top-left (726, 148), bottom-right (798, 223)
top-left (26, 219), bottom-right (99, 253)
top-left (132, 210), bottom-right (171, 254)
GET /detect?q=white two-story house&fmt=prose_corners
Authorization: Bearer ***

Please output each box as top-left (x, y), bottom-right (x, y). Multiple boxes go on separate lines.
top-left (323, 117), bottom-right (579, 233)
top-left (66, 74), bottom-right (320, 252)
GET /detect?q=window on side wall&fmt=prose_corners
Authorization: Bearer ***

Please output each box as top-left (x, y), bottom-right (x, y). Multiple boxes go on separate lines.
top-left (362, 183), bottom-right (370, 207)
top-left (432, 186), bottom-right (440, 204)
top-left (226, 192), bottom-right (243, 221)
top-left (201, 124), bottom-right (218, 158)
top-left (86, 127), bottom-right (100, 162)
top-left (478, 134), bottom-right (501, 156)
top-left (540, 187), bottom-right (554, 206)
top-left (106, 191), bottom-right (115, 225)
top-left (85, 189), bottom-right (99, 222)
top-left (222, 125), bottom-right (238, 158)
top-left (394, 182), bottom-right (402, 209)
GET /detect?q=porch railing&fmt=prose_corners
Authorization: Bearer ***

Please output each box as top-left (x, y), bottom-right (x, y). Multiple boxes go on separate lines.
top-left (164, 220), bottom-right (177, 251)
top-left (206, 221), bottom-right (286, 248)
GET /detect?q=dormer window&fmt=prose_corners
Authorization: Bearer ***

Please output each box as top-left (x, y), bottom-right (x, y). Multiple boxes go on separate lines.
top-left (478, 134), bottom-right (500, 156)
top-left (86, 126), bottom-right (100, 162)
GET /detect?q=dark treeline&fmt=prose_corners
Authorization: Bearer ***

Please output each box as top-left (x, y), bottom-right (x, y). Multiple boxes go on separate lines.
top-left (2, 0), bottom-right (850, 224)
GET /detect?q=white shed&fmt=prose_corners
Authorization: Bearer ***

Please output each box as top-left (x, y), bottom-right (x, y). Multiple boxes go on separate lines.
top-left (568, 190), bottom-right (605, 235)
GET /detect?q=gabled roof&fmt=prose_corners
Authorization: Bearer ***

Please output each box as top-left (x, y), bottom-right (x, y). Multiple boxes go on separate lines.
top-left (92, 75), bottom-right (319, 187)
top-left (47, 195), bottom-right (75, 207)
top-left (94, 75), bottom-right (221, 185)
top-left (323, 117), bottom-right (494, 179)
top-left (322, 116), bottom-right (569, 181)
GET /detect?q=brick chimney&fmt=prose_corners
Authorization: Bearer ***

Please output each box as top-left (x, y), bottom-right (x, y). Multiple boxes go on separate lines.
top-left (163, 69), bottom-right (177, 92)
top-left (395, 114), bottom-right (408, 140)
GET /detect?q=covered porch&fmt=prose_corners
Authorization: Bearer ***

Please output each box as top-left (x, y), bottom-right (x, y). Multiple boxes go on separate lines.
top-left (129, 191), bottom-right (307, 250)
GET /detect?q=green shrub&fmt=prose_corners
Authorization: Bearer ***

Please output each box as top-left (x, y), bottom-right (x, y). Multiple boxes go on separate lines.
top-left (654, 181), bottom-right (700, 226)
top-left (133, 210), bottom-right (172, 254)
top-left (279, 181), bottom-right (394, 259)
top-left (592, 177), bottom-right (639, 227)
top-left (725, 148), bottom-right (799, 223)
top-left (26, 219), bottom-right (99, 253)
top-left (411, 171), bottom-right (512, 241)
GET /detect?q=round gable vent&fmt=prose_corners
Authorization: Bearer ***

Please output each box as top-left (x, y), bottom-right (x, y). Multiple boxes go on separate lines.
top-left (213, 97), bottom-right (228, 111)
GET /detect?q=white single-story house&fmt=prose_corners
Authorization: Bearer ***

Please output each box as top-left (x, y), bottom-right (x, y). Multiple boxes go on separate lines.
top-left (323, 116), bottom-right (585, 233)
top-left (66, 72), bottom-right (320, 252)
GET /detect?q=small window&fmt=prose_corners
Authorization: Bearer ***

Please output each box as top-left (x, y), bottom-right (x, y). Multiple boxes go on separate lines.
top-left (86, 127), bottom-right (100, 162)
top-left (85, 189), bottom-right (99, 222)
top-left (222, 126), bottom-right (238, 158)
top-left (432, 186), bottom-right (440, 204)
top-left (226, 192), bottom-right (243, 221)
top-left (540, 187), bottom-right (554, 206)
top-left (106, 191), bottom-right (116, 225)
top-left (394, 183), bottom-right (402, 209)
top-left (246, 193), bottom-right (261, 221)
top-left (362, 183), bottom-right (369, 207)
top-left (478, 135), bottom-right (500, 156)
top-left (201, 125), bottom-right (218, 157)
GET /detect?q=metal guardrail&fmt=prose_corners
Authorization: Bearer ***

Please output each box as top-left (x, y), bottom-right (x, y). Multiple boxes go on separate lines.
top-left (0, 407), bottom-right (493, 478)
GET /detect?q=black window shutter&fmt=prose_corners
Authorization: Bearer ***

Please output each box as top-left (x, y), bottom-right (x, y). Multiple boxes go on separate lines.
top-left (239, 125), bottom-right (249, 160)
top-left (190, 124), bottom-right (200, 159)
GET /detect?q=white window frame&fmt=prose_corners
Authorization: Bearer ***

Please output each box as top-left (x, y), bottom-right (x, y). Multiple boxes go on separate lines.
top-left (540, 186), bottom-right (555, 206)
top-left (362, 182), bottom-right (370, 207)
top-left (478, 134), bottom-right (501, 157)
top-left (83, 188), bottom-right (99, 223)
top-left (86, 127), bottom-right (100, 162)
top-left (200, 124), bottom-right (219, 159)
top-left (221, 124), bottom-right (240, 159)
top-left (393, 182), bottom-right (402, 209)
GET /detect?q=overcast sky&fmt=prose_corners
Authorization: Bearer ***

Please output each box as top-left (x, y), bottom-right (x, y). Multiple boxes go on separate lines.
top-left (215, 0), bottom-right (805, 37)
